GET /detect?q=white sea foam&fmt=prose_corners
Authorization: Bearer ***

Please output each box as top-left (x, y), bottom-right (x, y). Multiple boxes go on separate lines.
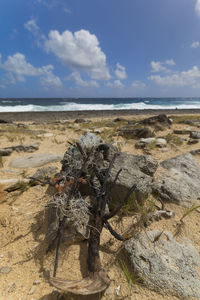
top-left (1, 101), bottom-right (200, 112)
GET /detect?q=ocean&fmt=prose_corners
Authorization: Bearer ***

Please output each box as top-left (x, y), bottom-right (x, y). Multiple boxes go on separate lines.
top-left (1, 98), bottom-right (200, 112)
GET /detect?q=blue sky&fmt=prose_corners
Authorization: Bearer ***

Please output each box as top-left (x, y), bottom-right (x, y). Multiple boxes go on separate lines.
top-left (1, 0), bottom-right (200, 97)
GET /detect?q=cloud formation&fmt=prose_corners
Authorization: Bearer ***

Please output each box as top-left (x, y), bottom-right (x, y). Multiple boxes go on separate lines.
top-left (131, 80), bottom-right (146, 88)
top-left (115, 63), bottom-right (127, 80)
top-left (195, 0), bottom-right (200, 16)
top-left (67, 71), bottom-right (99, 87)
top-left (107, 80), bottom-right (124, 89)
top-left (148, 66), bottom-right (200, 88)
top-left (0, 53), bottom-right (62, 88)
top-left (150, 59), bottom-right (175, 73)
top-left (191, 41), bottom-right (200, 48)
top-left (44, 29), bottom-right (111, 80)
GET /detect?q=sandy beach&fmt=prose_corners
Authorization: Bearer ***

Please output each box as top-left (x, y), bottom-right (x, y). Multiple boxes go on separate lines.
top-left (1, 110), bottom-right (200, 300)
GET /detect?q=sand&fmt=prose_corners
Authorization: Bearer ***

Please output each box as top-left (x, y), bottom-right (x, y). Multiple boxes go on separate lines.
top-left (0, 110), bottom-right (200, 300)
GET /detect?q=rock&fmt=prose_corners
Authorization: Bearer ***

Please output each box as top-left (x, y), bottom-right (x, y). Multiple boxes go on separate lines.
top-left (0, 266), bottom-right (12, 274)
top-left (188, 138), bottom-right (199, 145)
top-left (173, 129), bottom-right (192, 134)
top-left (113, 117), bottom-right (125, 122)
top-left (153, 153), bottom-right (200, 206)
top-left (0, 144), bottom-right (40, 156)
top-left (9, 153), bottom-right (62, 169)
top-left (109, 153), bottom-right (158, 204)
top-left (190, 131), bottom-right (200, 139)
top-left (0, 119), bottom-right (11, 124)
top-left (74, 118), bottom-right (86, 123)
top-left (155, 138), bottom-right (167, 148)
top-left (140, 138), bottom-right (156, 144)
top-left (28, 286), bottom-right (36, 295)
top-left (0, 149), bottom-right (13, 156)
top-left (118, 127), bottom-right (154, 139)
top-left (190, 149), bottom-right (200, 155)
top-left (124, 230), bottom-right (200, 299)
top-left (30, 166), bottom-right (58, 182)
top-left (139, 114), bottom-right (172, 128)
top-left (0, 179), bottom-right (29, 192)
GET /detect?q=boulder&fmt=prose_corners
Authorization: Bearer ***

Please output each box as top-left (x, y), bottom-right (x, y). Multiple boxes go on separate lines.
top-left (118, 127), bottom-right (154, 139)
top-left (125, 230), bottom-right (200, 299)
top-left (9, 153), bottom-right (62, 169)
top-left (109, 153), bottom-right (158, 205)
top-left (153, 153), bottom-right (200, 206)
top-left (139, 114), bottom-right (172, 128)
top-left (30, 166), bottom-right (58, 182)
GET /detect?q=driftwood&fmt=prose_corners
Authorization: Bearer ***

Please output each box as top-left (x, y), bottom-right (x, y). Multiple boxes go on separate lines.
top-left (48, 142), bottom-right (136, 295)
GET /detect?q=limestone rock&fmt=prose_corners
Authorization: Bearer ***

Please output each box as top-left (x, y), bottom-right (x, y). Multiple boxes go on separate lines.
top-left (9, 153), bottom-right (62, 169)
top-left (109, 153), bottom-right (158, 204)
top-left (125, 230), bottom-right (200, 299)
top-left (153, 153), bottom-right (200, 206)
top-left (190, 131), bottom-right (200, 139)
top-left (118, 127), bottom-right (154, 139)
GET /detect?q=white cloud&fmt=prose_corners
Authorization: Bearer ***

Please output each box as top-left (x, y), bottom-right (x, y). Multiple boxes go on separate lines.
top-left (24, 19), bottom-right (39, 34)
top-left (24, 19), bottom-right (45, 46)
top-left (131, 80), bottom-right (146, 88)
top-left (115, 62), bottom-right (127, 80)
top-left (148, 66), bottom-right (200, 88)
top-left (195, 0), bottom-right (200, 16)
top-left (191, 41), bottom-right (200, 48)
top-left (150, 61), bottom-right (168, 73)
top-left (0, 53), bottom-right (62, 88)
top-left (107, 80), bottom-right (124, 89)
top-left (67, 71), bottom-right (99, 87)
top-left (150, 59), bottom-right (176, 73)
top-left (44, 29), bottom-right (111, 80)
top-left (165, 59), bottom-right (175, 66)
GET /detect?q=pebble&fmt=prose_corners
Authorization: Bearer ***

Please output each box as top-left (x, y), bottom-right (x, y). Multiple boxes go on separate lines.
top-left (33, 280), bottom-right (41, 285)
top-left (28, 286), bottom-right (36, 295)
top-left (0, 266), bottom-right (12, 274)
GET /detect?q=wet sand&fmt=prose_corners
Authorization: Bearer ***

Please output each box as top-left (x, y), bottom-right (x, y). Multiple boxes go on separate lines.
top-left (1, 109), bottom-right (200, 122)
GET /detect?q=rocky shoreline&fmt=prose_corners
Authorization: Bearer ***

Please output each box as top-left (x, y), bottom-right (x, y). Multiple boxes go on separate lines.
top-left (1, 108), bottom-right (200, 122)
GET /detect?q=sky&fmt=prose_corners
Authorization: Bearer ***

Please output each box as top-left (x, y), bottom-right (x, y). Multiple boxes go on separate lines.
top-left (1, 0), bottom-right (200, 98)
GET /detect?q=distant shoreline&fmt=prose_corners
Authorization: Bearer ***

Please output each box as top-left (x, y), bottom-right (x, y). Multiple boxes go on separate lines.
top-left (1, 109), bottom-right (200, 122)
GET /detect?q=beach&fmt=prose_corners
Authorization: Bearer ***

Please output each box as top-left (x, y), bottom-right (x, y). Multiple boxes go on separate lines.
top-left (1, 108), bottom-right (200, 122)
top-left (1, 110), bottom-right (200, 300)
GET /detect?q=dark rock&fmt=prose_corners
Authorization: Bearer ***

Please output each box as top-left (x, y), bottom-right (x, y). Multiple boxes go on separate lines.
top-left (0, 119), bottom-right (11, 124)
top-left (153, 153), bottom-right (200, 206)
top-left (139, 114), bottom-right (172, 127)
top-left (74, 118), bottom-right (86, 123)
top-left (113, 117), bottom-right (125, 122)
top-left (188, 139), bottom-right (199, 145)
top-left (0, 149), bottom-right (13, 156)
top-left (173, 129), bottom-right (192, 134)
top-left (125, 230), bottom-right (200, 299)
top-left (118, 127), bottom-right (154, 139)
top-left (190, 149), bottom-right (200, 155)
top-left (190, 131), bottom-right (200, 139)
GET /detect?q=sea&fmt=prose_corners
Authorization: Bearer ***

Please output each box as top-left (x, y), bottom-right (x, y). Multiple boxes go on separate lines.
top-left (1, 98), bottom-right (200, 112)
